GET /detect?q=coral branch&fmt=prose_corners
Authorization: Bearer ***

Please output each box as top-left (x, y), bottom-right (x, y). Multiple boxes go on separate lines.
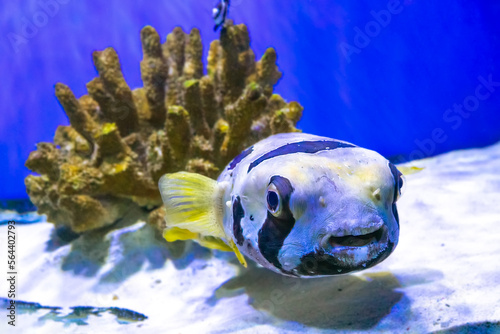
top-left (184, 28), bottom-right (204, 80)
top-left (257, 48), bottom-right (282, 96)
top-left (166, 106), bottom-right (191, 163)
top-left (25, 143), bottom-right (60, 181)
top-left (92, 48), bottom-right (139, 135)
top-left (55, 83), bottom-right (97, 148)
top-left (140, 26), bottom-right (168, 125)
top-left (220, 83), bottom-right (267, 162)
top-left (184, 79), bottom-right (210, 137)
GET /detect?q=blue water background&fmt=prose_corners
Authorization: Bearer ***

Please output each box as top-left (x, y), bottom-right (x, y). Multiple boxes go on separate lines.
top-left (2, 0), bottom-right (500, 199)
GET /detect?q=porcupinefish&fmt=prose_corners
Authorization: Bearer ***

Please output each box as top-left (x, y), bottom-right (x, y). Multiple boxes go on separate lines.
top-left (213, 0), bottom-right (230, 31)
top-left (158, 133), bottom-right (404, 277)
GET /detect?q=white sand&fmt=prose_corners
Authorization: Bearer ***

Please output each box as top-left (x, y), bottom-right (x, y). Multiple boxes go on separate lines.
top-left (1, 142), bottom-right (500, 333)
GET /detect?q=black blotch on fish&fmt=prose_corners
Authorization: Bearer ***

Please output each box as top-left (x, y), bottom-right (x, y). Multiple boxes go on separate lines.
top-left (293, 242), bottom-right (395, 276)
top-left (248, 140), bottom-right (355, 173)
top-left (258, 176), bottom-right (295, 269)
top-left (233, 196), bottom-right (245, 246)
top-left (389, 162), bottom-right (403, 201)
top-left (392, 203), bottom-right (399, 228)
top-left (228, 145), bottom-right (253, 170)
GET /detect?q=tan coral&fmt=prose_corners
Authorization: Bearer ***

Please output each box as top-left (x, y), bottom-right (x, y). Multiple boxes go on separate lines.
top-left (25, 21), bottom-right (303, 233)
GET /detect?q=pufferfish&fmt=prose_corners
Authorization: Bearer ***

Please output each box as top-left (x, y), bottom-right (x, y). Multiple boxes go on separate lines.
top-left (158, 133), bottom-right (404, 277)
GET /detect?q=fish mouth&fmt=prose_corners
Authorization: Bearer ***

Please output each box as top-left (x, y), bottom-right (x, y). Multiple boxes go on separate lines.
top-left (327, 226), bottom-right (385, 248)
top-left (290, 225), bottom-right (393, 277)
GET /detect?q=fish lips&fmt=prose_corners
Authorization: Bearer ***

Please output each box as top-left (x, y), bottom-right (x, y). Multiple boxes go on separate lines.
top-left (292, 225), bottom-right (397, 277)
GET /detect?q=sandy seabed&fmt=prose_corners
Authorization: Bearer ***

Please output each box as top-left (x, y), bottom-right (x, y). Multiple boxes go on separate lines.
top-left (1, 142), bottom-right (500, 334)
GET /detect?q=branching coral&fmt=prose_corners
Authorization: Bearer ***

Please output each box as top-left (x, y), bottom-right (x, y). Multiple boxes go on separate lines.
top-left (25, 21), bottom-right (303, 233)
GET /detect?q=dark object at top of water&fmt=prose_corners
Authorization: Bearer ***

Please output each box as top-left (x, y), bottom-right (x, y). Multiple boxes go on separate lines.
top-left (213, 0), bottom-right (230, 31)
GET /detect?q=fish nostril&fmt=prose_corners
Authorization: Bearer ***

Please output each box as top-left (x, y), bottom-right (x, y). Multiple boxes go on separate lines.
top-left (328, 228), bottom-right (384, 248)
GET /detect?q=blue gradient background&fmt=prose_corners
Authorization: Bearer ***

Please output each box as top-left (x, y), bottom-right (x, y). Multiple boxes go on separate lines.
top-left (2, 0), bottom-right (500, 199)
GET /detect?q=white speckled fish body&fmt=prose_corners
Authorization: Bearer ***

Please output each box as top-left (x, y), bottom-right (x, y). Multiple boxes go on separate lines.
top-left (218, 133), bottom-right (402, 277)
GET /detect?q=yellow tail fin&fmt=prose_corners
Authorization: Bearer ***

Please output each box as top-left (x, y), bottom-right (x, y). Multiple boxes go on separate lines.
top-left (158, 172), bottom-right (247, 267)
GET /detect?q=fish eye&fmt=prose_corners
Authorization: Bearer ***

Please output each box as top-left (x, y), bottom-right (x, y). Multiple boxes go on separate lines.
top-left (267, 184), bottom-right (282, 216)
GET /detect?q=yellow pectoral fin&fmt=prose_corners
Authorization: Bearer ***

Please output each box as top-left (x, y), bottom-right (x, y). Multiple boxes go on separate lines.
top-left (228, 240), bottom-right (247, 268)
top-left (198, 237), bottom-right (248, 268)
top-left (163, 227), bottom-right (198, 242)
top-left (198, 236), bottom-right (233, 252)
top-left (398, 166), bottom-right (424, 175)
